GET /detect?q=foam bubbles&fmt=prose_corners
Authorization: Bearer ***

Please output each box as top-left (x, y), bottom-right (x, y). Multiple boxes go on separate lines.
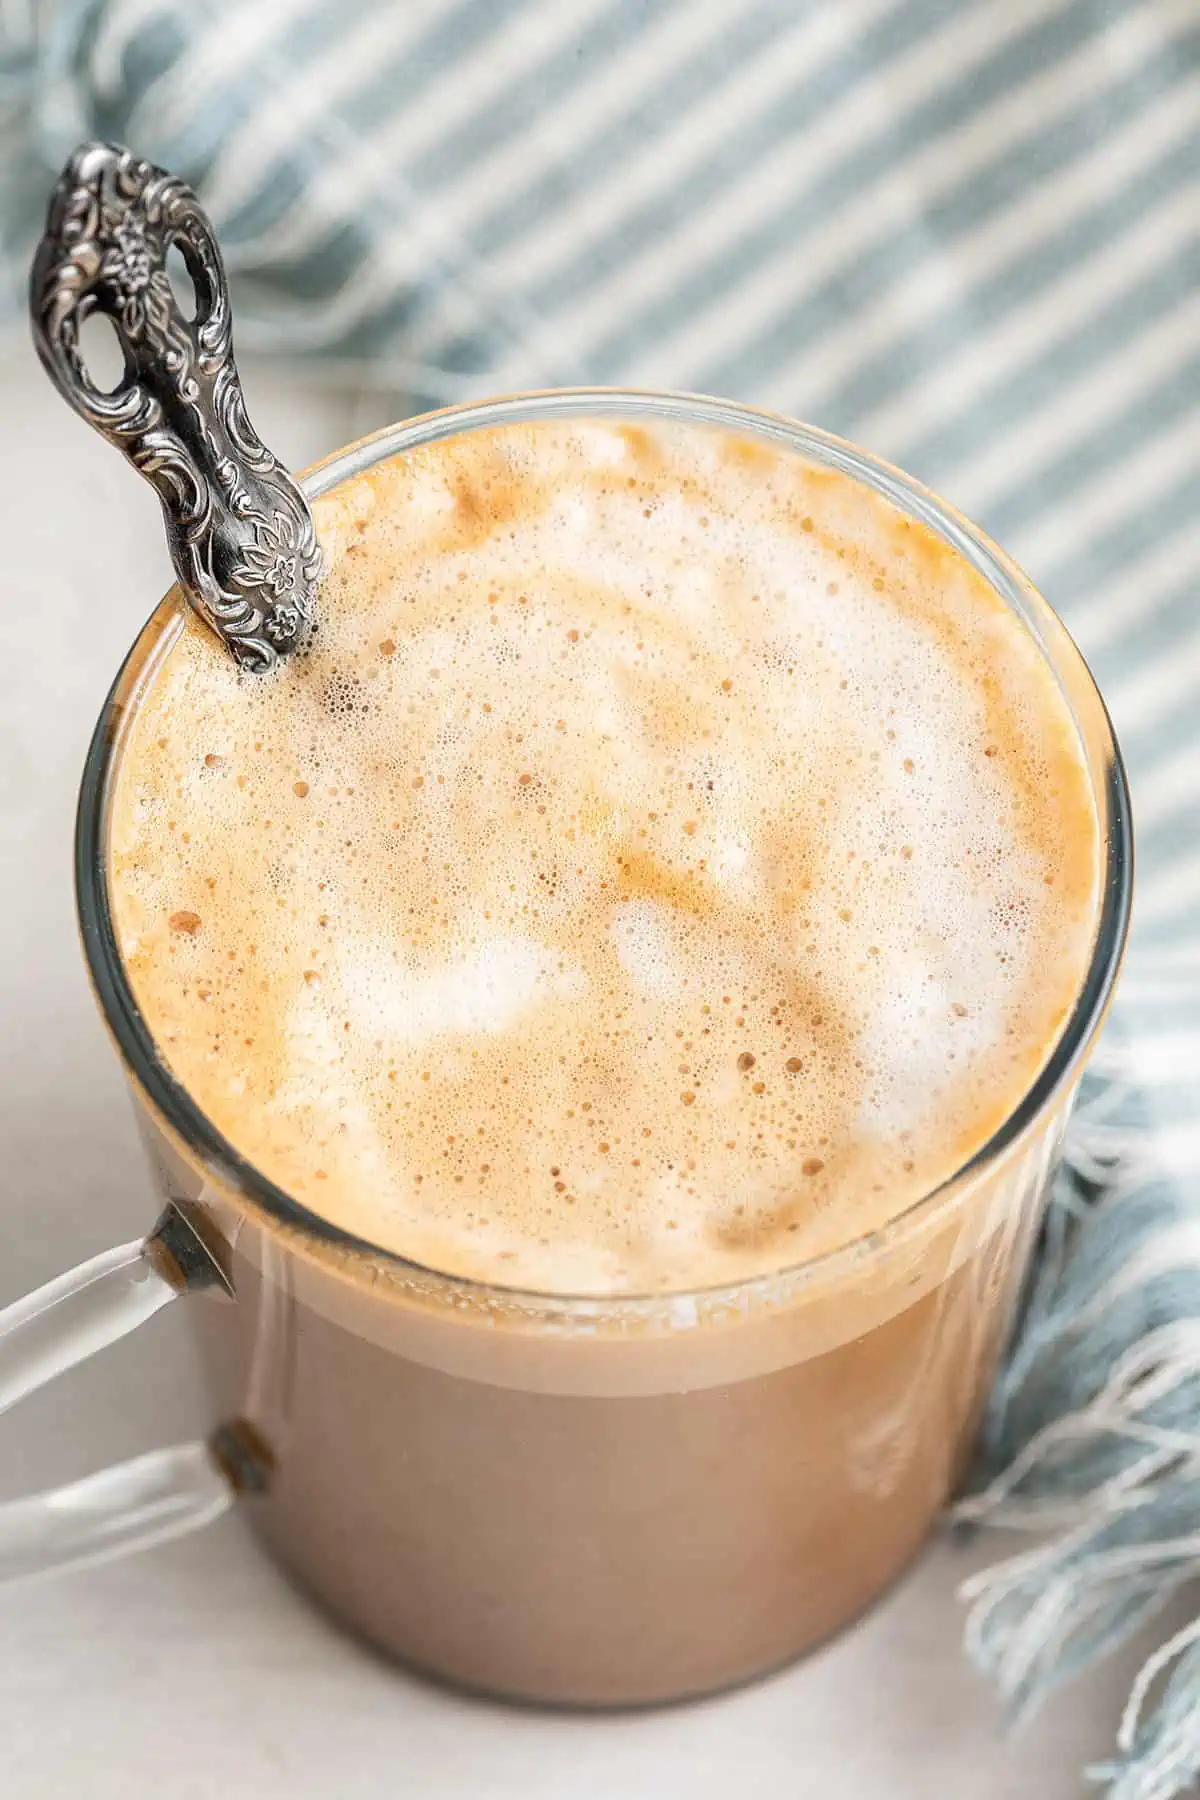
top-left (334, 931), bottom-right (586, 1045)
top-left (108, 418), bottom-right (1101, 1295)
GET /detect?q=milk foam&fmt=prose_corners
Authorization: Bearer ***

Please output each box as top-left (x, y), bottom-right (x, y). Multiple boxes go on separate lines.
top-left (109, 418), bottom-right (1101, 1294)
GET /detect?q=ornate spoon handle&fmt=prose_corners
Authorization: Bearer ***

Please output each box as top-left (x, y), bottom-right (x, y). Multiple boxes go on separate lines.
top-left (30, 142), bottom-right (321, 672)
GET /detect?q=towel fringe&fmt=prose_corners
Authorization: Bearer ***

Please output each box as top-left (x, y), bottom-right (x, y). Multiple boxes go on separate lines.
top-left (962, 1065), bottom-right (1200, 1799)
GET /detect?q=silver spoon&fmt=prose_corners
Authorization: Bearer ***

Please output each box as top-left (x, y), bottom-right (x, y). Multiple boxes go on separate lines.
top-left (30, 141), bottom-right (321, 673)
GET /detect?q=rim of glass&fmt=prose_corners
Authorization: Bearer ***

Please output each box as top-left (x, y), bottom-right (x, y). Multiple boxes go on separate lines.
top-left (76, 386), bottom-right (1133, 1317)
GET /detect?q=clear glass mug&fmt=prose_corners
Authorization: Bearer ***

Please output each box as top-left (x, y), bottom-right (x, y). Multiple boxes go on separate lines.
top-left (0, 391), bottom-right (1131, 1706)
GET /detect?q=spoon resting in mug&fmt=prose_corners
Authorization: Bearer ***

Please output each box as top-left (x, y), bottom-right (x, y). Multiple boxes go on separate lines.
top-left (29, 140), bottom-right (321, 674)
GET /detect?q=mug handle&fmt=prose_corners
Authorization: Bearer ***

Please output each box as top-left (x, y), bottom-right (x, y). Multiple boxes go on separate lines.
top-left (0, 1204), bottom-right (268, 1584)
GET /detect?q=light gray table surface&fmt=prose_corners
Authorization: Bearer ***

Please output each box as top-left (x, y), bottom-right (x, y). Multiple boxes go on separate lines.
top-left (0, 343), bottom-right (1140, 1797)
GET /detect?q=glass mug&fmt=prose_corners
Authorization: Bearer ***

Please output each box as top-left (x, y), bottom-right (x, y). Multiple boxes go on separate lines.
top-left (0, 391), bottom-right (1131, 1706)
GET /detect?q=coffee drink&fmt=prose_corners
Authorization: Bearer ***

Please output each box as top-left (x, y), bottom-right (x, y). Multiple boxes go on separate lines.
top-left (106, 412), bottom-right (1102, 1701)
top-left (111, 418), bottom-right (1097, 1289)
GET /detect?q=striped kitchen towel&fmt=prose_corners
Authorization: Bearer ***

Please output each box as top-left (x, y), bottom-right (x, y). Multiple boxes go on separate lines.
top-left (2, 2), bottom-right (1199, 1793)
